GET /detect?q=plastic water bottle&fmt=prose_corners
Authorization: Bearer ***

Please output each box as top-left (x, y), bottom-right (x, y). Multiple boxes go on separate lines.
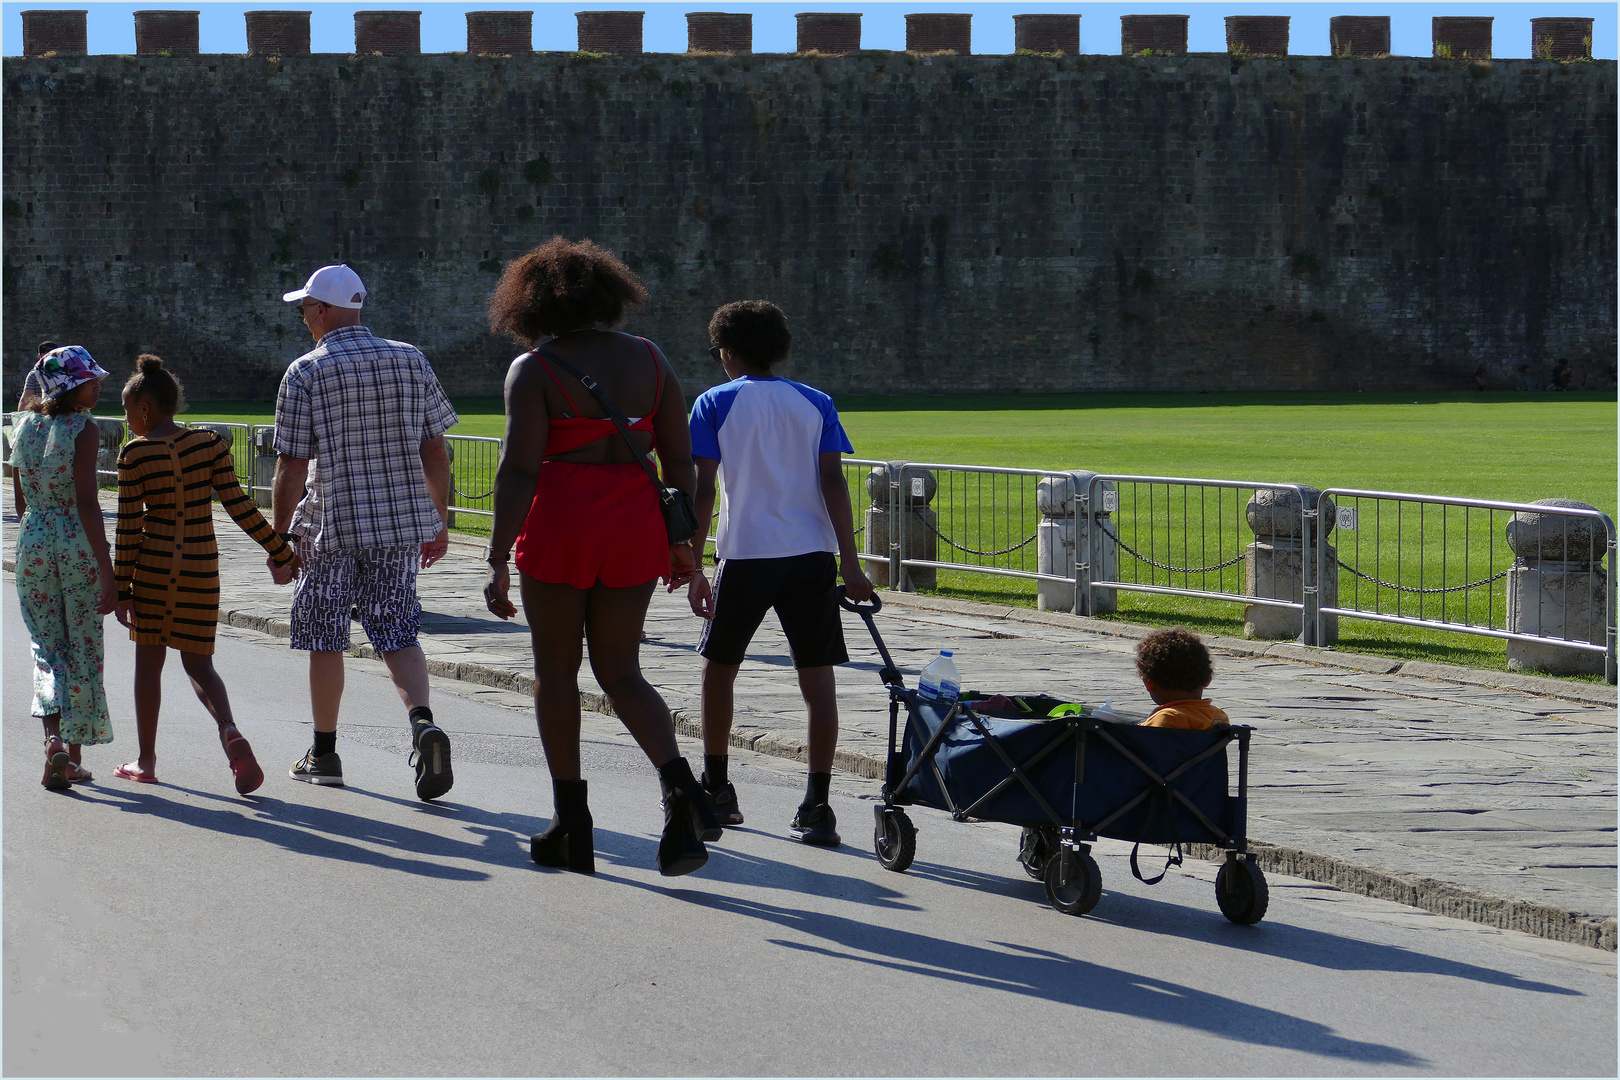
top-left (917, 650), bottom-right (961, 704)
top-left (1093, 697), bottom-right (1118, 723)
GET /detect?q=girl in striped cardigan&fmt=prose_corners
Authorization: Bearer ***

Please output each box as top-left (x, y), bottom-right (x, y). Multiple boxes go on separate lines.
top-left (113, 355), bottom-right (299, 794)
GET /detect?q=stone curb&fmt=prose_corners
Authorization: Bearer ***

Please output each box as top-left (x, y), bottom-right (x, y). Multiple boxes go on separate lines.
top-left (8, 551), bottom-right (1613, 950)
top-left (871, 591), bottom-right (1618, 707)
top-left (1184, 842), bottom-right (1618, 952)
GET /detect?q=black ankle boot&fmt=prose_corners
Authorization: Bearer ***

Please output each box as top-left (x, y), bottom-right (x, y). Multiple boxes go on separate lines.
top-left (532, 778), bottom-right (595, 874)
top-left (661, 757), bottom-right (722, 841)
top-left (656, 758), bottom-right (715, 877)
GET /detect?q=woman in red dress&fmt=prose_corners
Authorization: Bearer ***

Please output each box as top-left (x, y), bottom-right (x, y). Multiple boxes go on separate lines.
top-left (482, 237), bottom-right (717, 877)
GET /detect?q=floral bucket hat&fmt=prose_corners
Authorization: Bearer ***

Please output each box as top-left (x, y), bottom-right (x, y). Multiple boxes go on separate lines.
top-left (34, 346), bottom-right (109, 400)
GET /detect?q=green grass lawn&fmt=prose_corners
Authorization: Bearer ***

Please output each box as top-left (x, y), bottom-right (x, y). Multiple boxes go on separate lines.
top-left (179, 390), bottom-right (1617, 514)
top-left (168, 392), bottom-right (1616, 678)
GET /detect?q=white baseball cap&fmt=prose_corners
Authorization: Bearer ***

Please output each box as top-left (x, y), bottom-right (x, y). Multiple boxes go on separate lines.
top-left (282, 264), bottom-right (367, 309)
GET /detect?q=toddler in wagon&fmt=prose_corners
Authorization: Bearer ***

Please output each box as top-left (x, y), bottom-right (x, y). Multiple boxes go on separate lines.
top-left (1136, 628), bottom-right (1229, 730)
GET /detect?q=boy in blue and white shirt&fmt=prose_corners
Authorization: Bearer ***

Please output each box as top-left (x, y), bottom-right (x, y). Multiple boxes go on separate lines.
top-left (683, 301), bottom-right (873, 846)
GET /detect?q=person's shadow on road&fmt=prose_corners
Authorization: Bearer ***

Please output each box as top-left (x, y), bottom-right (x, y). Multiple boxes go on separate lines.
top-left (649, 888), bottom-right (1427, 1067)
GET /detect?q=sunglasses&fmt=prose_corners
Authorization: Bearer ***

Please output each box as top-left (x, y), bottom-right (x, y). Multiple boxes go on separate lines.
top-left (709, 347), bottom-right (723, 362)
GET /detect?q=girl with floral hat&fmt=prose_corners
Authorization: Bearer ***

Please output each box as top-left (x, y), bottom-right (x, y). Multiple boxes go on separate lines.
top-left (11, 346), bottom-right (117, 788)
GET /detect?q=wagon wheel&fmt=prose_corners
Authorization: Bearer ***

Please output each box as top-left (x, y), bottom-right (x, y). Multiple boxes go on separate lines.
top-left (1044, 847), bottom-right (1103, 916)
top-left (1215, 857), bottom-right (1269, 925)
top-left (1018, 826), bottom-right (1059, 880)
top-left (873, 806), bottom-right (916, 873)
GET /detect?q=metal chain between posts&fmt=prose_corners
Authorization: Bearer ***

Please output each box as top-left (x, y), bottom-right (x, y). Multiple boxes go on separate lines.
top-left (451, 475), bottom-right (496, 502)
top-left (1098, 521), bottom-right (1246, 575)
top-left (915, 513), bottom-right (1037, 557)
top-left (1330, 557), bottom-right (1510, 594)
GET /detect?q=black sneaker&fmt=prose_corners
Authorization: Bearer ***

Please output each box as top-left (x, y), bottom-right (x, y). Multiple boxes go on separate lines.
top-left (789, 802), bottom-right (840, 847)
top-left (702, 774), bottom-right (745, 827)
top-left (410, 723), bottom-right (454, 801)
top-left (290, 747), bottom-right (344, 786)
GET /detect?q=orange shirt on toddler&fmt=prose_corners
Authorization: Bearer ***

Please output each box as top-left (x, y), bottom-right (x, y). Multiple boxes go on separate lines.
top-left (1142, 699), bottom-right (1229, 730)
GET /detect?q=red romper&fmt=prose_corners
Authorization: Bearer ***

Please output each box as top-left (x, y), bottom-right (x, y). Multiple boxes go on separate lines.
top-left (513, 342), bottom-right (669, 590)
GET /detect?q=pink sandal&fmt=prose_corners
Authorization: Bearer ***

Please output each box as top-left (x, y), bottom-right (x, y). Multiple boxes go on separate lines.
top-left (114, 762), bottom-right (159, 784)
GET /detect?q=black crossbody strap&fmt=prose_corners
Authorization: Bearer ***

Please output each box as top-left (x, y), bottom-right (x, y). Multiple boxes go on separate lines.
top-left (532, 346), bottom-right (666, 494)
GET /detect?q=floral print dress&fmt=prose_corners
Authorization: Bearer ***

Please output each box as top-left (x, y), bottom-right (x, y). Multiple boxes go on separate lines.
top-left (12, 412), bottom-right (113, 745)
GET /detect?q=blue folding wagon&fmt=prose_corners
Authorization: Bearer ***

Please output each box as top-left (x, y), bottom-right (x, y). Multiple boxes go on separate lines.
top-left (841, 592), bottom-right (1268, 923)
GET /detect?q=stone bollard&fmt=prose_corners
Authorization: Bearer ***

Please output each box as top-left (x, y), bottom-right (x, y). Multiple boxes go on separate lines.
top-left (1244, 486), bottom-right (1338, 644)
top-left (1036, 471), bottom-right (1117, 615)
top-left (252, 426), bottom-right (277, 508)
top-left (1505, 499), bottom-right (1612, 677)
top-left (863, 465), bottom-right (937, 590)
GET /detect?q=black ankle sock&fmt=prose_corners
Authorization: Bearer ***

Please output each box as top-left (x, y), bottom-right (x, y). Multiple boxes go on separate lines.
top-left (408, 705), bottom-right (434, 731)
top-left (313, 730), bottom-right (337, 757)
top-left (704, 754), bottom-right (729, 789)
top-left (805, 771), bottom-right (831, 807)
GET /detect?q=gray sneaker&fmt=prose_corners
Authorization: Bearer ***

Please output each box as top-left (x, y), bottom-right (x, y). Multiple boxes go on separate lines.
top-left (410, 724), bottom-right (454, 802)
top-left (290, 747), bottom-right (344, 786)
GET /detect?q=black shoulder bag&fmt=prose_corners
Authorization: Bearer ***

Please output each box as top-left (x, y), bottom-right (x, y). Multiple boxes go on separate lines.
top-left (532, 347), bottom-right (699, 545)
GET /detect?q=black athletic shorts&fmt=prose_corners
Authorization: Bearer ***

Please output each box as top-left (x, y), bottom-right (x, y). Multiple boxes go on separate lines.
top-left (697, 551), bottom-right (849, 669)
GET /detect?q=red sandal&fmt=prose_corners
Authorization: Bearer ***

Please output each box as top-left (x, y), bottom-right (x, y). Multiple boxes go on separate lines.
top-left (222, 729), bottom-right (265, 796)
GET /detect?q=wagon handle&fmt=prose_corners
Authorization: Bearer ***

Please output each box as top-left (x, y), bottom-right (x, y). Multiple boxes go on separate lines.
top-left (838, 588), bottom-right (905, 688)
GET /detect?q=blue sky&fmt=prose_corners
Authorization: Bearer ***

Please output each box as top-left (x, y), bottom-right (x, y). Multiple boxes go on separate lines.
top-left (2, 1), bottom-right (1613, 58)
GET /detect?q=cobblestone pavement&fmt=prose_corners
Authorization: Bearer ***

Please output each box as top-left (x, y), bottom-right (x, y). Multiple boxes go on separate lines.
top-left (7, 490), bottom-right (1615, 949)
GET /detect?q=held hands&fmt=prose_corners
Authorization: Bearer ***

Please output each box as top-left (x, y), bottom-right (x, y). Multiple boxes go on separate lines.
top-left (268, 551), bottom-right (300, 586)
top-left (114, 600), bottom-right (133, 628)
top-left (664, 543), bottom-right (699, 592)
top-left (421, 528), bottom-right (449, 570)
top-left (484, 561), bottom-right (516, 620)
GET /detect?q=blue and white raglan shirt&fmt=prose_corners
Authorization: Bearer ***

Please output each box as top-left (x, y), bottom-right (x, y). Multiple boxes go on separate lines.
top-left (688, 376), bottom-right (854, 561)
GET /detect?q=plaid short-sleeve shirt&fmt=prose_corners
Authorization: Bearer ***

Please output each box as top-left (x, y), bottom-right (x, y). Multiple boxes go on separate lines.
top-left (274, 324), bottom-right (458, 552)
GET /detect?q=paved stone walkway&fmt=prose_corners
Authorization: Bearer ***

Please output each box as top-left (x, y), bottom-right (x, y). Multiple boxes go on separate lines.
top-left (7, 491), bottom-right (1616, 949)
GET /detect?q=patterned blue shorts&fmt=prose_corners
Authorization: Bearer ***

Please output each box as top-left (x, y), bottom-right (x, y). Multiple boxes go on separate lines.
top-left (289, 539), bottom-right (421, 653)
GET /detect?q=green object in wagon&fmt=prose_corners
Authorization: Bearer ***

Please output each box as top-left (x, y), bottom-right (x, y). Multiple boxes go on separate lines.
top-left (1047, 703), bottom-right (1090, 718)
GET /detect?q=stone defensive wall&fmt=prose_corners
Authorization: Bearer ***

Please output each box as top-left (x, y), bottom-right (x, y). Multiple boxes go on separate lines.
top-left (3, 10), bottom-right (1614, 398)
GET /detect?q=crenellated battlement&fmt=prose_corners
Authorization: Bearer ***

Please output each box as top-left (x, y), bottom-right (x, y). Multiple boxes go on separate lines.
top-left (16, 9), bottom-right (1602, 60)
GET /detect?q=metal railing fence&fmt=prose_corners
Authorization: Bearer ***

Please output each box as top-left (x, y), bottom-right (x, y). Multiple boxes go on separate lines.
top-left (1318, 489), bottom-right (1616, 679)
top-left (882, 461), bottom-right (1079, 591)
top-left (1082, 474), bottom-right (1315, 626)
top-left (443, 434), bottom-right (502, 533)
top-left (10, 411), bottom-right (1610, 680)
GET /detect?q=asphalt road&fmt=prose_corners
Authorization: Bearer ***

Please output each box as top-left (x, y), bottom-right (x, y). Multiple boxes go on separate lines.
top-left (4, 590), bottom-right (1615, 1077)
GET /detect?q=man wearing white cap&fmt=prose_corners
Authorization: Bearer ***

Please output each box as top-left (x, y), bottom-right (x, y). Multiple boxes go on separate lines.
top-left (272, 264), bottom-right (459, 800)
